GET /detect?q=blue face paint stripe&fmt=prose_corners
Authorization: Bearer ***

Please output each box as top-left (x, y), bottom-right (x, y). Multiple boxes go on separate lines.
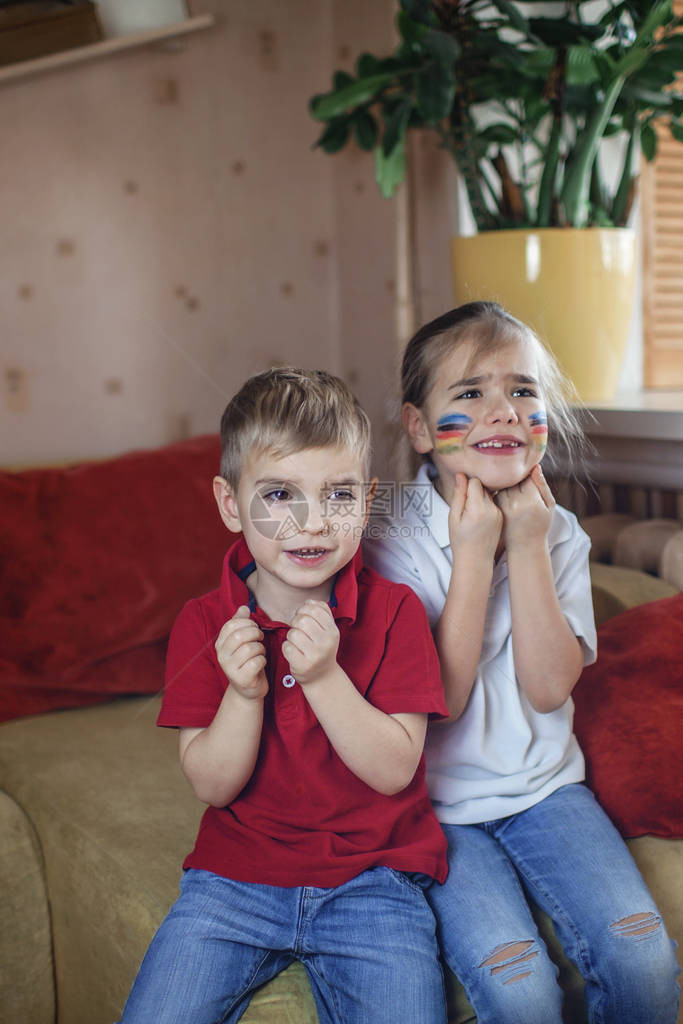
top-left (528, 411), bottom-right (548, 426)
top-left (436, 413), bottom-right (471, 429)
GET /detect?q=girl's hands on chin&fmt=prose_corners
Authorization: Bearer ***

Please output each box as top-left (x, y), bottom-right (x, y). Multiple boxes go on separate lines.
top-left (448, 472), bottom-right (502, 561)
top-left (494, 464), bottom-right (555, 551)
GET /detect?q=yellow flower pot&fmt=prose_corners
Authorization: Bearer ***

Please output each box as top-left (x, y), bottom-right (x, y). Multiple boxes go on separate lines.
top-left (451, 228), bottom-right (636, 403)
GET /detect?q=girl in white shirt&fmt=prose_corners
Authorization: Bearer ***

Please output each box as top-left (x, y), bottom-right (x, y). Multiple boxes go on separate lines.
top-left (365, 302), bottom-right (679, 1024)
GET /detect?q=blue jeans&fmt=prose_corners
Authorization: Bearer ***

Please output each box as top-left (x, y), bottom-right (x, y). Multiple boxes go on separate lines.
top-left (428, 783), bottom-right (680, 1024)
top-left (117, 865), bottom-right (446, 1024)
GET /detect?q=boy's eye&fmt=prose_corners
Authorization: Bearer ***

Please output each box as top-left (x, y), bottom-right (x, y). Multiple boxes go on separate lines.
top-left (329, 488), bottom-right (356, 501)
top-left (261, 488), bottom-right (291, 504)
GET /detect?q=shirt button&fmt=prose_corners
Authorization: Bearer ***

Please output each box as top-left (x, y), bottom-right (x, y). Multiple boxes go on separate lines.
top-left (282, 674), bottom-right (296, 688)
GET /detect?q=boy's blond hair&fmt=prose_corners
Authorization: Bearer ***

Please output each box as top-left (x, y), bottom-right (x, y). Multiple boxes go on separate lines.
top-left (219, 367), bottom-right (372, 486)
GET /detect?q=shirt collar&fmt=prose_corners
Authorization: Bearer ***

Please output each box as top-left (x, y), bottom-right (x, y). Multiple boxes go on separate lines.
top-left (415, 462), bottom-right (451, 550)
top-left (220, 534), bottom-right (360, 628)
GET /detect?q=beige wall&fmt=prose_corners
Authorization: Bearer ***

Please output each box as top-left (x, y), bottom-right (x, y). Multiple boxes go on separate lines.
top-left (1, 0), bottom-right (444, 478)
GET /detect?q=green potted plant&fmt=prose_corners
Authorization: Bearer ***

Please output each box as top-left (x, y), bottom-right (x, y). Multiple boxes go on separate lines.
top-left (309, 0), bottom-right (683, 401)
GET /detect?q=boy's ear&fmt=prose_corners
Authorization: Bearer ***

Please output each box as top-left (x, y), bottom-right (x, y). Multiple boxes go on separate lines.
top-left (213, 476), bottom-right (242, 533)
top-left (402, 403), bottom-right (433, 455)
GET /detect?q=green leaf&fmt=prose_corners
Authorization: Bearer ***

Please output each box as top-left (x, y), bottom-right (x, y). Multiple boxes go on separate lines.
top-left (382, 97), bottom-right (413, 156)
top-left (528, 18), bottom-right (605, 47)
top-left (399, 0), bottom-right (435, 28)
top-left (628, 64), bottom-right (679, 90)
top-left (632, 0), bottom-right (674, 44)
top-left (375, 138), bottom-right (406, 198)
top-left (397, 10), bottom-right (427, 46)
top-left (478, 123), bottom-right (519, 145)
top-left (647, 46), bottom-right (683, 75)
top-left (593, 52), bottom-right (616, 89)
top-left (602, 120), bottom-right (623, 137)
top-left (519, 47), bottom-right (555, 75)
top-left (352, 110), bottom-right (378, 151)
top-left (622, 83), bottom-right (674, 108)
top-left (489, 0), bottom-right (529, 36)
top-left (523, 95), bottom-right (547, 126)
top-left (566, 44), bottom-right (602, 86)
top-left (310, 72), bottom-right (406, 121)
top-left (612, 46), bottom-right (651, 79)
top-left (599, 2), bottom-right (629, 26)
top-left (659, 35), bottom-right (683, 53)
top-left (422, 28), bottom-right (460, 67)
top-left (314, 117), bottom-right (350, 154)
top-left (416, 63), bottom-right (456, 121)
top-left (640, 120), bottom-right (658, 160)
top-left (669, 120), bottom-right (683, 143)
top-left (356, 52), bottom-right (380, 78)
top-left (333, 71), bottom-right (354, 90)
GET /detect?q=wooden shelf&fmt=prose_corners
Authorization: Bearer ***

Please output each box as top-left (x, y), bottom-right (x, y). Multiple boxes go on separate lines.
top-left (0, 13), bottom-right (214, 85)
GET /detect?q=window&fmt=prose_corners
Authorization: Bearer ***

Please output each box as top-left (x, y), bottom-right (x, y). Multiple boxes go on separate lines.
top-left (641, 0), bottom-right (683, 388)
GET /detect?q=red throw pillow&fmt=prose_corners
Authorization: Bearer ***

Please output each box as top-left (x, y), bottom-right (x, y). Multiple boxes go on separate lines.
top-left (573, 593), bottom-right (683, 839)
top-left (0, 435), bottom-right (238, 722)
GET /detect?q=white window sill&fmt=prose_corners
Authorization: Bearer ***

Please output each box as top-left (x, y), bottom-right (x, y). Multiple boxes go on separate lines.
top-left (577, 391), bottom-right (683, 490)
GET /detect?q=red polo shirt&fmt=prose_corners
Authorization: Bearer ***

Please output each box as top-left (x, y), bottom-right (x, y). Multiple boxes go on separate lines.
top-left (158, 537), bottom-right (448, 887)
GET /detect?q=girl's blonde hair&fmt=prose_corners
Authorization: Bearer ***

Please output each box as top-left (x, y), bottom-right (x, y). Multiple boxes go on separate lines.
top-left (401, 301), bottom-right (588, 474)
top-left (219, 367), bottom-right (372, 487)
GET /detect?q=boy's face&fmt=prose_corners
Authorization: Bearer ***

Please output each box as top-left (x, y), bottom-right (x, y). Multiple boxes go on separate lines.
top-left (405, 335), bottom-right (548, 499)
top-left (214, 445), bottom-right (374, 614)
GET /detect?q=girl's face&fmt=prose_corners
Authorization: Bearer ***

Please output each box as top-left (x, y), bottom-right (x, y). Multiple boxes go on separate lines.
top-left (405, 334), bottom-right (548, 498)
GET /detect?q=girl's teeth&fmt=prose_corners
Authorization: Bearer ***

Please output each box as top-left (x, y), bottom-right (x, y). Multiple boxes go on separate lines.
top-left (477, 441), bottom-right (519, 448)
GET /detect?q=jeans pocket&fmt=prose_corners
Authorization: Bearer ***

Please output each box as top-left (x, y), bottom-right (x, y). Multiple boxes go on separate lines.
top-left (384, 866), bottom-right (430, 897)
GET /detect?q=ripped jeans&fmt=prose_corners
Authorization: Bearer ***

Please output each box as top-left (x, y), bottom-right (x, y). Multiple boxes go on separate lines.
top-left (429, 784), bottom-right (680, 1024)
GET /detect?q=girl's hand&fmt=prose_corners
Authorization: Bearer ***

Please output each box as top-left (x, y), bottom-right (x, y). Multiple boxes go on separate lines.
top-left (215, 605), bottom-right (268, 700)
top-left (448, 473), bottom-right (502, 562)
top-left (495, 464), bottom-right (555, 551)
top-left (283, 600), bottom-right (340, 685)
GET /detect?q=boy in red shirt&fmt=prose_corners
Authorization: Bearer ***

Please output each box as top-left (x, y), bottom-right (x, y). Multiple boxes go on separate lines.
top-left (117, 368), bottom-right (449, 1024)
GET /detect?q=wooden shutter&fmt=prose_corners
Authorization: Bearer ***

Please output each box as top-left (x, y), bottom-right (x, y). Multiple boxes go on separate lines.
top-left (641, 6), bottom-right (683, 388)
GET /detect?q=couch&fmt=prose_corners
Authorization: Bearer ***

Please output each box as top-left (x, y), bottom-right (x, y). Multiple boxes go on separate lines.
top-left (1, 435), bottom-right (681, 1024)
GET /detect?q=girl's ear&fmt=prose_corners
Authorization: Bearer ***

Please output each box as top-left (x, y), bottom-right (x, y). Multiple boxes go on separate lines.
top-left (402, 403), bottom-right (433, 455)
top-left (213, 476), bottom-right (242, 533)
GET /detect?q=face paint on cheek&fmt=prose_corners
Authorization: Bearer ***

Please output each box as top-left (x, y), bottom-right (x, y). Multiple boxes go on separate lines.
top-left (434, 412), bottom-right (472, 453)
top-left (529, 410), bottom-right (548, 454)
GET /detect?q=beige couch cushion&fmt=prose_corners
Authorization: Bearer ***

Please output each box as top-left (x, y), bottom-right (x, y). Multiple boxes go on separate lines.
top-left (0, 791), bottom-right (54, 1024)
top-left (590, 561), bottom-right (677, 626)
top-left (0, 694), bottom-right (627, 1024)
top-left (0, 697), bottom-right (317, 1024)
top-left (1, 665), bottom-right (680, 1022)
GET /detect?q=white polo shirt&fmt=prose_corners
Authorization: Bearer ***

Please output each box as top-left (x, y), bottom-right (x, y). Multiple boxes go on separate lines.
top-left (363, 462), bottom-right (597, 825)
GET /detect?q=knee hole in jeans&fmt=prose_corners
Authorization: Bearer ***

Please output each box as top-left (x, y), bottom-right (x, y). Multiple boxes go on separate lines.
top-left (610, 911), bottom-right (662, 939)
top-left (479, 939), bottom-right (539, 985)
